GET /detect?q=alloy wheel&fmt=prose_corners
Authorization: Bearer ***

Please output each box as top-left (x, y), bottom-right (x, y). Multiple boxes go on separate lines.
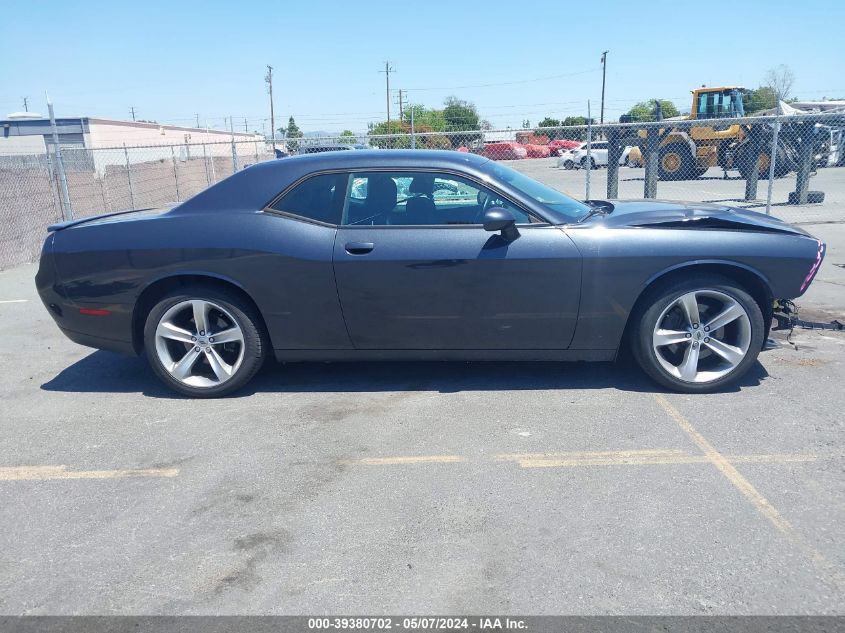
top-left (154, 299), bottom-right (245, 388)
top-left (651, 289), bottom-right (752, 383)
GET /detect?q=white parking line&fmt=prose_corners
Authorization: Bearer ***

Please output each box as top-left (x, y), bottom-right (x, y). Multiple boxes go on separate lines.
top-left (0, 299), bottom-right (28, 304)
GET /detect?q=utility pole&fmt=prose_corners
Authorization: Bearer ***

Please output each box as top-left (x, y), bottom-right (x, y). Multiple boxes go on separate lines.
top-left (195, 113), bottom-right (200, 128)
top-left (244, 117), bottom-right (248, 133)
top-left (395, 89), bottom-right (407, 121)
top-left (22, 96), bottom-right (28, 112)
top-left (265, 65), bottom-right (276, 151)
top-left (600, 51), bottom-right (608, 125)
top-left (380, 62), bottom-right (393, 127)
top-left (130, 106), bottom-right (136, 121)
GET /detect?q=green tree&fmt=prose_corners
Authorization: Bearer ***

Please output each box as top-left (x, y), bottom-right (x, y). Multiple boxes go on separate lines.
top-left (338, 130), bottom-right (356, 144)
top-left (537, 117), bottom-right (561, 128)
top-left (743, 86), bottom-right (777, 114)
top-left (402, 104), bottom-right (447, 132)
top-left (535, 116), bottom-right (598, 140)
top-left (367, 120), bottom-right (451, 150)
top-left (367, 120), bottom-right (411, 149)
top-left (623, 100), bottom-right (680, 122)
top-left (283, 116), bottom-right (303, 151)
top-left (535, 117), bottom-right (562, 139)
top-left (443, 96), bottom-right (481, 144)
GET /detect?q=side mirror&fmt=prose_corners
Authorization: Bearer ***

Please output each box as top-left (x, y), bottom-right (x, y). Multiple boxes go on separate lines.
top-left (483, 207), bottom-right (520, 241)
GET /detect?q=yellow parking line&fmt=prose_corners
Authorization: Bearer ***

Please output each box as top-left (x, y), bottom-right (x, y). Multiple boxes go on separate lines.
top-left (728, 454), bottom-right (820, 464)
top-left (494, 449), bottom-right (818, 469)
top-left (653, 394), bottom-right (796, 533)
top-left (653, 393), bottom-right (845, 588)
top-left (339, 450), bottom-right (821, 469)
top-left (338, 455), bottom-right (467, 466)
top-left (0, 465), bottom-right (179, 481)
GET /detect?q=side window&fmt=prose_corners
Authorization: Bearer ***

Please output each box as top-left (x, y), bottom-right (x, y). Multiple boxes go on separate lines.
top-left (342, 171), bottom-right (536, 226)
top-left (268, 173), bottom-right (347, 225)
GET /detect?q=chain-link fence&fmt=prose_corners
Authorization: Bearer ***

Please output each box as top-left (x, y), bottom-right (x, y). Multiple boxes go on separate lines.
top-left (1, 112), bottom-right (843, 270)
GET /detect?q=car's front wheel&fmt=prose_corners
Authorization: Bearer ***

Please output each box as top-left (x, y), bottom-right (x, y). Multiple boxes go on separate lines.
top-left (143, 286), bottom-right (267, 397)
top-left (631, 276), bottom-right (764, 393)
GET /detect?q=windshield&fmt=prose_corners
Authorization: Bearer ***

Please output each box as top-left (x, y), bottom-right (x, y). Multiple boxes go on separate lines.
top-left (486, 162), bottom-right (590, 223)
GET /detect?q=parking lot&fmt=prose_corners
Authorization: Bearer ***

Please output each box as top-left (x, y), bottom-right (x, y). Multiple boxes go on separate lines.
top-left (1, 206), bottom-right (844, 614)
top-left (517, 161), bottom-right (845, 226)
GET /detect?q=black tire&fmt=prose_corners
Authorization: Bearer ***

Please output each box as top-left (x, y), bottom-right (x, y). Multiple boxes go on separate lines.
top-left (143, 285), bottom-right (267, 398)
top-left (630, 275), bottom-right (764, 393)
top-left (562, 159), bottom-right (574, 170)
top-left (658, 142), bottom-right (696, 180)
top-left (788, 190), bottom-right (825, 205)
top-left (737, 143), bottom-right (792, 180)
top-left (580, 156), bottom-right (596, 170)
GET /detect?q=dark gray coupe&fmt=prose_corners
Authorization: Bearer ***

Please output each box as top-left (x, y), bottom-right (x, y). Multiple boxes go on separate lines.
top-left (36, 150), bottom-right (824, 397)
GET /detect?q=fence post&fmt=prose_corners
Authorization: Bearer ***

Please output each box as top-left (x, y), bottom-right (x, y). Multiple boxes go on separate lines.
top-left (202, 143), bottom-right (211, 186)
top-left (765, 116), bottom-right (781, 215)
top-left (171, 145), bottom-right (181, 202)
top-left (643, 102), bottom-right (663, 199)
top-left (47, 99), bottom-right (73, 220)
top-left (229, 116), bottom-right (239, 172)
top-left (410, 108), bottom-right (416, 149)
top-left (743, 123), bottom-right (763, 201)
top-left (792, 119), bottom-right (815, 205)
top-left (44, 155), bottom-right (63, 221)
top-left (123, 143), bottom-right (135, 210)
top-left (101, 161), bottom-right (112, 211)
top-left (606, 125), bottom-right (623, 199)
top-left (585, 101), bottom-right (592, 200)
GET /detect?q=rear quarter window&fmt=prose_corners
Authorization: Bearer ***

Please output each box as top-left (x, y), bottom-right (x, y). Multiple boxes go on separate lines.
top-left (268, 173), bottom-right (348, 225)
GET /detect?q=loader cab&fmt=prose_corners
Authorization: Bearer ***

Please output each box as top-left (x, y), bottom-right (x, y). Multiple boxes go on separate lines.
top-left (693, 87), bottom-right (748, 119)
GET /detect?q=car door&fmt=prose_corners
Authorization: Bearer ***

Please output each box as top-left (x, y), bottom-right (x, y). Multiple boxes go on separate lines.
top-left (332, 170), bottom-right (582, 350)
top-left (262, 171), bottom-right (352, 350)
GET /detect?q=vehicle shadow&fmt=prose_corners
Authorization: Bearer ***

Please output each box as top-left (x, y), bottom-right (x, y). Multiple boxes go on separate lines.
top-left (40, 350), bottom-right (770, 399)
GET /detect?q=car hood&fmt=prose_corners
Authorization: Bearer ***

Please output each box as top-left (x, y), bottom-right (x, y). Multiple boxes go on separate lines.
top-left (586, 200), bottom-right (811, 236)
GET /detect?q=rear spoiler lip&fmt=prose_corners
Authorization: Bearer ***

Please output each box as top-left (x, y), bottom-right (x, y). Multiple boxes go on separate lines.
top-left (48, 208), bottom-right (156, 233)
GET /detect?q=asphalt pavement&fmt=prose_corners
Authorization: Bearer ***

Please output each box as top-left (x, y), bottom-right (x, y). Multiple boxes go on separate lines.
top-left (0, 204), bottom-right (843, 614)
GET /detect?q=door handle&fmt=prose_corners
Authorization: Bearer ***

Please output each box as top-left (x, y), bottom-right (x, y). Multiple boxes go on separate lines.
top-left (345, 242), bottom-right (374, 255)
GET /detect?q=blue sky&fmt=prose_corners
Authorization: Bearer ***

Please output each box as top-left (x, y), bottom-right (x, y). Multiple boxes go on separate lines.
top-left (2, 0), bottom-right (843, 133)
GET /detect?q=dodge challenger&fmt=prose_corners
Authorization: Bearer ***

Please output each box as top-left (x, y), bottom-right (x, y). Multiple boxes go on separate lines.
top-left (36, 150), bottom-right (824, 397)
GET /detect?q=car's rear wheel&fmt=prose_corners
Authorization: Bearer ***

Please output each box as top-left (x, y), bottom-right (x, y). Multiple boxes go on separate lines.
top-left (580, 156), bottom-right (596, 170)
top-left (631, 276), bottom-right (764, 393)
top-left (143, 286), bottom-right (266, 397)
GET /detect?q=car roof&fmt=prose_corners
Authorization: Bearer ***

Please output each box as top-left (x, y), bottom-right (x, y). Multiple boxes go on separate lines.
top-left (174, 150), bottom-right (492, 214)
top-left (280, 149), bottom-right (490, 169)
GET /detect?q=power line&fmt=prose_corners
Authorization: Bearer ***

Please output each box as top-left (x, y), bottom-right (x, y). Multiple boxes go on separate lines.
top-left (405, 67), bottom-right (600, 91)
